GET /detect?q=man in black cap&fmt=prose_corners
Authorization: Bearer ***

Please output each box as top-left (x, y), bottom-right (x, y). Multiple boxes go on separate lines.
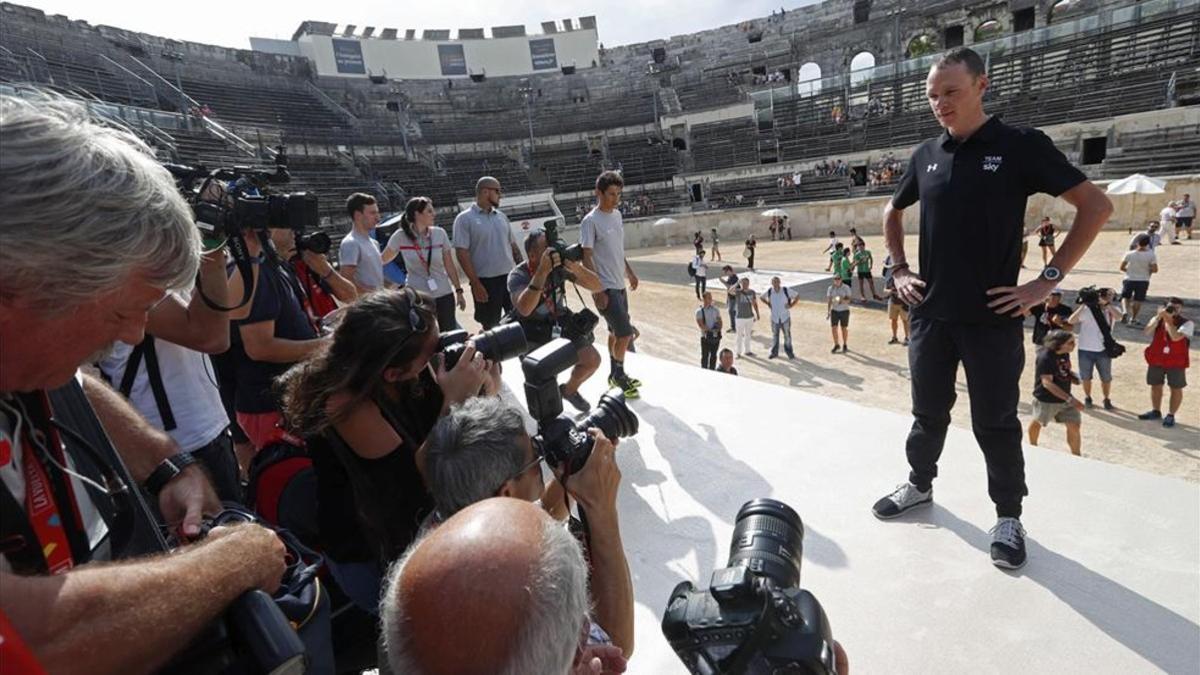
top-left (870, 47), bottom-right (1113, 570)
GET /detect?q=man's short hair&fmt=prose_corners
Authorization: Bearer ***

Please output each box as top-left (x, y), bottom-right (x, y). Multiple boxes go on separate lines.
top-left (382, 505), bottom-right (588, 675)
top-left (424, 397), bottom-right (528, 519)
top-left (0, 92), bottom-right (199, 310)
top-left (524, 230), bottom-right (547, 256)
top-left (1136, 234), bottom-right (1152, 247)
top-left (1167, 296), bottom-right (1184, 306)
top-left (934, 47), bottom-right (986, 78)
top-left (346, 192), bottom-right (377, 219)
top-left (595, 170), bottom-right (624, 193)
top-left (476, 176), bottom-right (500, 195)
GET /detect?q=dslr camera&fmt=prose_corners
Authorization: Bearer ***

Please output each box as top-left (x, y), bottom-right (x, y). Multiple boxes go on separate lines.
top-left (662, 499), bottom-right (836, 675)
top-left (521, 338), bottom-right (638, 474)
top-left (544, 219), bottom-right (584, 264)
top-left (436, 323), bottom-right (529, 371)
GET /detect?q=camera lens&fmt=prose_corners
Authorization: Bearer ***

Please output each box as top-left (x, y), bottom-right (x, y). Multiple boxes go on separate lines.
top-left (577, 389), bottom-right (639, 440)
top-left (473, 323), bottom-right (528, 363)
top-left (727, 498), bottom-right (804, 589)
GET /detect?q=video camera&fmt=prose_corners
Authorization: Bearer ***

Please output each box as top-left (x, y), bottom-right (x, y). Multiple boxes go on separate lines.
top-left (1076, 285), bottom-right (1102, 307)
top-left (662, 499), bottom-right (836, 675)
top-left (521, 338), bottom-right (638, 474)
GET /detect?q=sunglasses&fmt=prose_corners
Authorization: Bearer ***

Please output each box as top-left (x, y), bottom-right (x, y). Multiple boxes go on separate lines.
top-left (387, 288), bottom-right (433, 364)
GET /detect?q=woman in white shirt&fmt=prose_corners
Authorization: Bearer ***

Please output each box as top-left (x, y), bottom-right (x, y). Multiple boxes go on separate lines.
top-left (383, 197), bottom-right (466, 331)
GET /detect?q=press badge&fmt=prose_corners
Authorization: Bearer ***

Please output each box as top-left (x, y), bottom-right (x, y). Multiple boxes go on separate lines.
top-left (551, 325), bottom-right (562, 339)
top-left (427, 278), bottom-right (439, 292)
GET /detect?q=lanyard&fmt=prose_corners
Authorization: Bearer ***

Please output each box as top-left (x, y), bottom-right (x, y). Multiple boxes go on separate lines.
top-left (16, 394), bottom-right (80, 574)
top-left (398, 231), bottom-right (436, 274)
top-left (527, 262), bottom-right (558, 318)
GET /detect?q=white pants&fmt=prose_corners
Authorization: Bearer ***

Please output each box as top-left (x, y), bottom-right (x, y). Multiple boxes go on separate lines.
top-left (1161, 220), bottom-right (1177, 244)
top-left (735, 317), bottom-right (755, 354)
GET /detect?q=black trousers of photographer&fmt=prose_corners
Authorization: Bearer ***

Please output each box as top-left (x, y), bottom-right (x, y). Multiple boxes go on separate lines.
top-left (905, 318), bottom-right (1028, 518)
top-left (694, 275), bottom-right (707, 300)
top-left (700, 334), bottom-right (721, 370)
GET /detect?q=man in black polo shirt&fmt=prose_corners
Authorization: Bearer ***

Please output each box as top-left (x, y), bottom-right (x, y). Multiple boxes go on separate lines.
top-left (870, 48), bottom-right (1113, 570)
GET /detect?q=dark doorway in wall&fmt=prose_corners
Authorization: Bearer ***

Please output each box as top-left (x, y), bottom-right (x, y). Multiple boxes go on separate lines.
top-left (1081, 137), bottom-right (1108, 165)
top-left (852, 165), bottom-right (868, 186)
top-left (672, 137), bottom-right (687, 151)
top-left (690, 182), bottom-right (704, 203)
top-left (1013, 7), bottom-right (1036, 32)
top-left (944, 25), bottom-right (964, 48)
top-left (853, 0), bottom-right (872, 24)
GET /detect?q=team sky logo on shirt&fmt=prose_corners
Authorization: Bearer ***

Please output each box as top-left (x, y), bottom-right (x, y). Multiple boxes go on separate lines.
top-left (982, 155), bottom-right (1004, 172)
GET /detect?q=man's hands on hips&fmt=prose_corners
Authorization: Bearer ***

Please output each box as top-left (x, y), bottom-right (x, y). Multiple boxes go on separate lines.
top-left (206, 523), bottom-right (287, 594)
top-left (893, 268), bottom-right (926, 305)
top-left (159, 465), bottom-right (221, 540)
top-left (562, 429), bottom-right (621, 514)
top-left (987, 277), bottom-right (1057, 317)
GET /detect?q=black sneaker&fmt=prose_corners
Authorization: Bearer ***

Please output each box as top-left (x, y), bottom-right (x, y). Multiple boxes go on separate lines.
top-left (1138, 409), bottom-right (1163, 420)
top-left (1084, 397), bottom-right (1094, 409)
top-left (831, 345), bottom-right (840, 353)
top-left (1103, 398), bottom-right (1115, 411)
top-left (872, 483), bottom-right (933, 520)
top-left (1164, 414), bottom-right (1176, 428)
top-left (560, 384), bottom-right (591, 413)
top-left (989, 517), bottom-right (1027, 570)
top-left (888, 337), bottom-right (899, 344)
top-left (768, 352), bottom-right (778, 359)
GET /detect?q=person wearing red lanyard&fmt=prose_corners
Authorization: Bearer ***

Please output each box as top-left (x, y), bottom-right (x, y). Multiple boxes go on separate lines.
top-left (383, 196), bottom-right (466, 331)
top-left (0, 93), bottom-right (288, 673)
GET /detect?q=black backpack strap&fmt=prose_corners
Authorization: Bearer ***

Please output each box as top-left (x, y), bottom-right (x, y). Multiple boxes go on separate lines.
top-left (118, 336), bottom-right (177, 432)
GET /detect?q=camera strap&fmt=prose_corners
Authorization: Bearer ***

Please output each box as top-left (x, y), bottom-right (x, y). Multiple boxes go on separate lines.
top-left (1087, 303), bottom-right (1123, 355)
top-left (118, 336), bottom-right (177, 432)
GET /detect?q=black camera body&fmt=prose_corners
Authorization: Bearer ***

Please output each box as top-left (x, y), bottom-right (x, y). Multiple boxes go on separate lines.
top-left (559, 307), bottom-right (600, 348)
top-left (436, 323), bottom-right (529, 371)
top-left (663, 499), bottom-right (836, 675)
top-left (544, 219), bottom-right (584, 263)
top-left (295, 231), bottom-right (331, 255)
top-left (521, 339), bottom-right (638, 474)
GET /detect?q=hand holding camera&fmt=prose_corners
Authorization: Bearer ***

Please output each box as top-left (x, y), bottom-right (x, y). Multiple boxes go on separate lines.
top-left (205, 522), bottom-right (288, 595)
top-left (435, 343), bottom-right (491, 407)
top-left (561, 429), bottom-right (621, 514)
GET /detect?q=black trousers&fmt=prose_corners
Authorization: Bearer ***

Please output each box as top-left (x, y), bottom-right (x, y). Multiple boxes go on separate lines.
top-left (694, 275), bottom-right (707, 299)
top-left (473, 275), bottom-right (513, 329)
top-left (905, 317), bottom-right (1027, 518)
top-left (433, 293), bottom-right (459, 331)
top-left (192, 430), bottom-right (244, 504)
top-left (700, 335), bottom-right (721, 369)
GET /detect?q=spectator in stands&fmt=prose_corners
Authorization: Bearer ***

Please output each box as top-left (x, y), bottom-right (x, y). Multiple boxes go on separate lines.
top-left (279, 289), bottom-right (499, 610)
top-left (383, 196), bottom-right (466, 331)
top-left (339, 193), bottom-right (385, 294)
top-left (721, 265), bottom-right (740, 334)
top-left (1138, 297), bottom-right (1192, 428)
top-left (1129, 221), bottom-right (1162, 250)
top-left (1028, 330), bottom-right (1084, 456)
top-left (581, 171), bottom-right (642, 398)
top-left (697, 291), bottom-right (723, 370)
top-left (0, 93), bottom-right (286, 673)
top-left (1028, 289), bottom-right (1072, 346)
top-left (733, 277), bottom-right (760, 357)
top-left (692, 248), bottom-right (709, 299)
top-left (793, 171), bottom-right (803, 195)
top-left (744, 234), bottom-right (757, 270)
top-left (1035, 216), bottom-right (1057, 265)
top-left (827, 274), bottom-right (852, 353)
top-left (717, 348), bottom-right (739, 375)
top-left (509, 230), bottom-right (604, 413)
top-left (872, 47), bottom-right (1111, 571)
top-left (380, 498), bottom-right (628, 675)
top-left (455, 176), bottom-right (523, 329)
top-left (1069, 288), bottom-right (1122, 410)
top-left (762, 276), bottom-right (797, 360)
top-left (1159, 200), bottom-right (1179, 245)
top-left (1120, 235), bottom-right (1158, 325)
top-left (421, 398), bottom-right (635, 655)
top-left (710, 228), bottom-right (722, 261)
top-left (1176, 193), bottom-right (1195, 240)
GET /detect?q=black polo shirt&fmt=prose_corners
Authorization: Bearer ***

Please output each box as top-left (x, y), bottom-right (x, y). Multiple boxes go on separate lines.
top-left (892, 116), bottom-right (1086, 324)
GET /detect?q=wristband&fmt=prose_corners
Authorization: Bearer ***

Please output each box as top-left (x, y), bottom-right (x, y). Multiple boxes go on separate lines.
top-left (890, 261), bottom-right (910, 272)
top-left (320, 268), bottom-right (334, 280)
top-left (528, 283), bottom-right (542, 292)
top-left (143, 451), bottom-right (198, 497)
top-left (455, 287), bottom-right (464, 293)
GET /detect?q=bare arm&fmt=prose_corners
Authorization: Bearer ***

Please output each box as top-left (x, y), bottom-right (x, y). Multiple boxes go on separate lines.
top-left (238, 321), bottom-right (328, 364)
top-left (883, 202), bottom-right (927, 305)
top-left (303, 252), bottom-right (357, 304)
top-left (1067, 306), bottom-right (1087, 330)
top-left (1039, 374), bottom-right (1076, 403)
top-left (0, 524), bottom-right (286, 675)
top-left (624, 259), bottom-right (639, 290)
top-left (145, 250), bottom-right (230, 354)
top-left (340, 265), bottom-right (374, 295)
top-left (442, 246), bottom-right (463, 291)
top-left (563, 259), bottom-right (603, 293)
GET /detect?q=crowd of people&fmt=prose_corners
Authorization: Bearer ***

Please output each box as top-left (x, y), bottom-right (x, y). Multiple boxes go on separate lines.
top-left (866, 153), bottom-right (904, 188)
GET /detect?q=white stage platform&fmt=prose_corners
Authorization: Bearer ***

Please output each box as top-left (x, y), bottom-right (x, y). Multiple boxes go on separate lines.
top-left (501, 353), bottom-right (1200, 674)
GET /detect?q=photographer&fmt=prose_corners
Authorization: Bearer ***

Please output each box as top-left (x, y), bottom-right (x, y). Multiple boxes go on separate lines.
top-left (1138, 297), bottom-right (1193, 428)
top-left (696, 291), bottom-right (723, 370)
top-left (291, 236), bottom-right (358, 321)
top-left (1068, 287), bottom-right (1123, 410)
top-left (509, 230), bottom-right (604, 412)
top-left (0, 93), bottom-right (286, 672)
top-left (422, 396), bottom-right (635, 656)
top-left (382, 498), bottom-right (628, 675)
top-left (279, 289), bottom-right (500, 612)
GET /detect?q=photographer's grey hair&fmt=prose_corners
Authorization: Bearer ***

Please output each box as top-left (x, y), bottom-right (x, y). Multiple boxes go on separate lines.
top-left (0, 93), bottom-right (200, 309)
top-left (424, 397), bottom-right (528, 518)
top-left (381, 515), bottom-right (590, 674)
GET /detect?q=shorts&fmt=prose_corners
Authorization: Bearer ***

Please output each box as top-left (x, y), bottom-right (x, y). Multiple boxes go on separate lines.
top-left (1032, 399), bottom-right (1081, 425)
top-left (1120, 279), bottom-right (1149, 301)
top-left (1039, 237), bottom-right (1055, 247)
top-left (1177, 216), bottom-right (1194, 229)
top-left (857, 271), bottom-right (872, 280)
top-left (830, 310), bottom-right (849, 327)
top-left (1077, 349), bottom-right (1112, 382)
top-left (598, 288), bottom-right (634, 338)
top-left (1146, 365), bottom-right (1187, 389)
top-left (888, 300), bottom-right (909, 320)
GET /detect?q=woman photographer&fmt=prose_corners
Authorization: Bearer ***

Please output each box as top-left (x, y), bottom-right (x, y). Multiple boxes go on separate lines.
top-left (382, 196), bottom-right (466, 331)
top-left (279, 288), bottom-right (498, 613)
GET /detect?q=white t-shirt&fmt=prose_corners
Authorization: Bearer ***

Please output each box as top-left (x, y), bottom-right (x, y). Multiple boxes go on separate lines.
top-left (692, 255), bottom-right (708, 278)
top-left (1159, 207), bottom-right (1176, 226)
top-left (579, 207), bottom-right (626, 290)
top-left (1122, 249), bottom-right (1157, 281)
top-left (1177, 200), bottom-right (1196, 219)
top-left (0, 374), bottom-right (108, 573)
top-left (827, 284), bottom-right (852, 310)
top-left (763, 287), bottom-right (792, 323)
top-left (1074, 306), bottom-right (1111, 353)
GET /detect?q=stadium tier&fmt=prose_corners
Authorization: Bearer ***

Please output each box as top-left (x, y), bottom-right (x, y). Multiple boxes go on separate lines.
top-left (2, 0), bottom-right (1197, 230)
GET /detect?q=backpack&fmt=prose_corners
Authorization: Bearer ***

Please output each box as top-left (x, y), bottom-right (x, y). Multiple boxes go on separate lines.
top-left (687, 261), bottom-right (696, 278)
top-left (245, 440), bottom-right (321, 551)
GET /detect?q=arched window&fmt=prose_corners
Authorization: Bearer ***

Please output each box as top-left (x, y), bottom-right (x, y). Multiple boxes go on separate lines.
top-left (907, 34), bottom-right (938, 58)
top-left (1048, 0), bottom-right (1081, 23)
top-left (797, 62), bottom-right (822, 97)
top-left (849, 51), bottom-right (875, 86)
top-left (974, 19), bottom-right (1003, 42)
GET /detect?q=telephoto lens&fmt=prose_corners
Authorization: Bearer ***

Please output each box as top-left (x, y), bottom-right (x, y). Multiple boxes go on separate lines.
top-left (727, 498), bottom-right (805, 590)
top-left (438, 323), bottom-right (528, 370)
top-left (541, 388), bottom-right (639, 475)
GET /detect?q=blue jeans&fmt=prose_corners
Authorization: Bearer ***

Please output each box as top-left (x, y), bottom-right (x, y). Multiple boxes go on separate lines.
top-left (771, 319), bottom-right (793, 356)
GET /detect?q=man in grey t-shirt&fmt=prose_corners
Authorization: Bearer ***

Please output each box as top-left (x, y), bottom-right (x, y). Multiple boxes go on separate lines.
top-left (580, 171), bottom-right (642, 397)
top-left (339, 192), bottom-right (384, 293)
top-left (695, 291), bottom-right (723, 370)
top-left (453, 176), bottom-right (523, 329)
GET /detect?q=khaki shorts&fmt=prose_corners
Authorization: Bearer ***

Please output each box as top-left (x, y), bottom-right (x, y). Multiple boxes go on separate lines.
top-left (1032, 399), bottom-right (1081, 426)
top-left (888, 301), bottom-right (909, 321)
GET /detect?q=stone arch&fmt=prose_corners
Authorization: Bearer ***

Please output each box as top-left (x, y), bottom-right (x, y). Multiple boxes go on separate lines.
top-left (1047, 0), bottom-right (1083, 24)
top-left (797, 61), bottom-right (822, 97)
top-left (906, 33), bottom-right (939, 58)
top-left (849, 51), bottom-right (876, 86)
top-left (974, 18), bottom-right (1004, 42)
